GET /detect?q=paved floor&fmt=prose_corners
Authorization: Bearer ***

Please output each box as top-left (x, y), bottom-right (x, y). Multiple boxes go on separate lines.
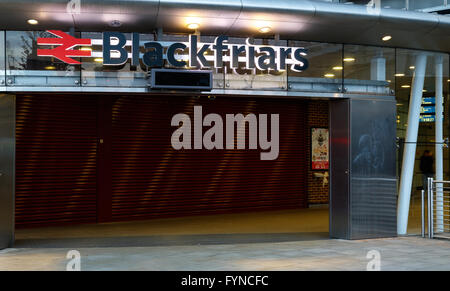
top-left (1, 236), bottom-right (450, 271)
top-left (0, 203), bottom-right (440, 271)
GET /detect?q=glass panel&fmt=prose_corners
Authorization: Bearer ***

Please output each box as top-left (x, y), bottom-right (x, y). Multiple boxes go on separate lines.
top-left (224, 37), bottom-right (287, 91)
top-left (343, 45), bottom-right (395, 95)
top-left (395, 49), bottom-right (450, 234)
top-left (81, 32), bottom-right (152, 88)
top-left (380, 0), bottom-right (408, 9)
top-left (0, 31), bottom-right (5, 87)
top-left (409, 0), bottom-right (445, 10)
top-left (288, 41), bottom-right (343, 93)
top-left (5, 31), bottom-right (81, 87)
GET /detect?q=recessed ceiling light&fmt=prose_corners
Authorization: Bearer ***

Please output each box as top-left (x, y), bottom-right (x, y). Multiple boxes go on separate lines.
top-left (258, 26), bottom-right (272, 33)
top-left (401, 85), bottom-right (411, 88)
top-left (186, 23), bottom-right (200, 30)
top-left (324, 73), bottom-right (335, 78)
top-left (343, 57), bottom-right (355, 62)
top-left (395, 73), bottom-right (405, 77)
top-left (110, 20), bottom-right (122, 28)
top-left (382, 35), bottom-right (392, 41)
top-left (409, 66), bottom-right (415, 70)
top-left (94, 58), bottom-right (103, 63)
top-left (27, 19), bottom-right (38, 25)
top-left (332, 66), bottom-right (343, 71)
top-left (44, 65), bottom-right (55, 70)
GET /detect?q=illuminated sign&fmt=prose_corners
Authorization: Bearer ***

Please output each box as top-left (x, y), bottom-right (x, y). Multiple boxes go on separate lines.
top-left (37, 30), bottom-right (309, 73)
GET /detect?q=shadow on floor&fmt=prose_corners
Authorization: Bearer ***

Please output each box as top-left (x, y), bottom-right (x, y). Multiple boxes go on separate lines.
top-left (14, 232), bottom-right (329, 248)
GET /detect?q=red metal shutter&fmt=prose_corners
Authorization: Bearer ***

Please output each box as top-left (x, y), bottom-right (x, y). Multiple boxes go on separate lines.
top-left (110, 95), bottom-right (308, 221)
top-left (15, 94), bottom-right (98, 228)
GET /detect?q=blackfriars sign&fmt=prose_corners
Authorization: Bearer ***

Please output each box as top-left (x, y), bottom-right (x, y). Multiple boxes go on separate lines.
top-left (37, 30), bottom-right (309, 73)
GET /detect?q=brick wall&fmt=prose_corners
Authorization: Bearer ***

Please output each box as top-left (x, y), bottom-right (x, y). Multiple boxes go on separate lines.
top-left (307, 101), bottom-right (330, 205)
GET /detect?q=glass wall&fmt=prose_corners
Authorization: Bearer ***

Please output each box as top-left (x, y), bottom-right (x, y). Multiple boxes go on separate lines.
top-left (0, 31), bottom-right (4, 88)
top-left (5, 31), bottom-right (81, 87)
top-left (395, 49), bottom-right (450, 233)
top-left (288, 41), bottom-right (343, 93)
top-left (343, 45), bottom-right (395, 95)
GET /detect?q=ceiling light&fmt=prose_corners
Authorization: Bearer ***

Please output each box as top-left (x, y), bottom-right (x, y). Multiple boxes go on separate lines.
top-left (324, 73), bottom-right (335, 78)
top-left (80, 47), bottom-right (92, 51)
top-left (382, 35), bottom-right (392, 41)
top-left (409, 66), bottom-right (415, 70)
top-left (186, 23), bottom-right (200, 30)
top-left (44, 66), bottom-right (55, 70)
top-left (332, 66), bottom-right (343, 71)
top-left (94, 58), bottom-right (103, 63)
top-left (401, 85), bottom-right (411, 88)
top-left (258, 26), bottom-right (272, 33)
top-left (27, 19), bottom-right (38, 25)
top-left (110, 20), bottom-right (122, 28)
top-left (395, 73), bottom-right (405, 77)
top-left (423, 89), bottom-right (427, 92)
top-left (343, 57), bottom-right (355, 62)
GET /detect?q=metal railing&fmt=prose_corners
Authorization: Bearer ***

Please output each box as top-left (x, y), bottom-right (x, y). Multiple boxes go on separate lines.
top-left (423, 177), bottom-right (450, 239)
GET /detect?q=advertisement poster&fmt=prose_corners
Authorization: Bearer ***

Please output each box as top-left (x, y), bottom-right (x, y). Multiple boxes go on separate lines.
top-left (311, 128), bottom-right (329, 170)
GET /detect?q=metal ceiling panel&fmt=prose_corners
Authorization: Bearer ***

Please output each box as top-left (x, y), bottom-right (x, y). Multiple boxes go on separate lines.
top-left (0, 0), bottom-right (448, 52)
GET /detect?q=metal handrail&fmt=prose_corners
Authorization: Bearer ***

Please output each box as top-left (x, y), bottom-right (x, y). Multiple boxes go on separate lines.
top-left (424, 177), bottom-right (450, 239)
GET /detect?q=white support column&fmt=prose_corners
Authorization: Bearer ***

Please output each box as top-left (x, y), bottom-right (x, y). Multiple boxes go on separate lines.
top-left (435, 55), bottom-right (444, 233)
top-left (397, 53), bottom-right (428, 235)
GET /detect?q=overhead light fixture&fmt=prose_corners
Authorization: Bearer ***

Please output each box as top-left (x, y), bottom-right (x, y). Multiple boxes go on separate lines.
top-left (332, 66), bottom-right (343, 71)
top-left (258, 26), bottom-right (272, 33)
top-left (27, 19), bottom-right (38, 25)
top-left (395, 73), bottom-right (405, 77)
top-left (110, 20), bottom-right (122, 28)
top-left (401, 85), bottom-right (411, 88)
top-left (382, 35), bottom-right (392, 41)
top-left (80, 47), bottom-right (92, 52)
top-left (94, 58), bottom-right (103, 63)
top-left (387, 80), bottom-right (392, 83)
top-left (44, 65), bottom-right (55, 70)
top-left (343, 57), bottom-right (355, 62)
top-left (423, 89), bottom-right (427, 92)
top-left (409, 66), bottom-right (415, 70)
top-left (186, 23), bottom-right (200, 30)
top-left (324, 73), bottom-right (335, 78)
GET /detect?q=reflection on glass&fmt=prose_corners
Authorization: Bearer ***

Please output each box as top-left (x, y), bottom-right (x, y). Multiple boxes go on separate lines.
top-left (5, 31), bottom-right (80, 86)
top-left (343, 45), bottom-right (395, 94)
top-left (288, 41), bottom-right (343, 93)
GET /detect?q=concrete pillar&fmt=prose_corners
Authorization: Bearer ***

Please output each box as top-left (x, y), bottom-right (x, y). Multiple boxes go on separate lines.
top-left (397, 52), bottom-right (428, 235)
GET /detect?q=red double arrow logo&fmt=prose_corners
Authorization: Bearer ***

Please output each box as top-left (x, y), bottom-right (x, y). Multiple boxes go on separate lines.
top-left (37, 30), bottom-right (92, 64)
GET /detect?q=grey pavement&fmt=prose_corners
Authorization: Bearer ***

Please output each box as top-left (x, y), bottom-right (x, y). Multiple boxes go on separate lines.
top-left (1, 236), bottom-right (450, 271)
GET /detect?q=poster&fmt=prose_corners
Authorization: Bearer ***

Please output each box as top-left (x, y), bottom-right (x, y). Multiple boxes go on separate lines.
top-left (311, 127), bottom-right (329, 170)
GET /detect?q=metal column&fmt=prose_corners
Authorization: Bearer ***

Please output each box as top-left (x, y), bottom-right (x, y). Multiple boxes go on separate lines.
top-left (435, 55), bottom-right (444, 233)
top-left (397, 53), bottom-right (428, 235)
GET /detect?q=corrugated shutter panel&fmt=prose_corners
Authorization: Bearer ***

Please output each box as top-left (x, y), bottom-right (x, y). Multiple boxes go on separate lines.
top-left (111, 95), bottom-right (308, 221)
top-left (15, 94), bottom-right (98, 228)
